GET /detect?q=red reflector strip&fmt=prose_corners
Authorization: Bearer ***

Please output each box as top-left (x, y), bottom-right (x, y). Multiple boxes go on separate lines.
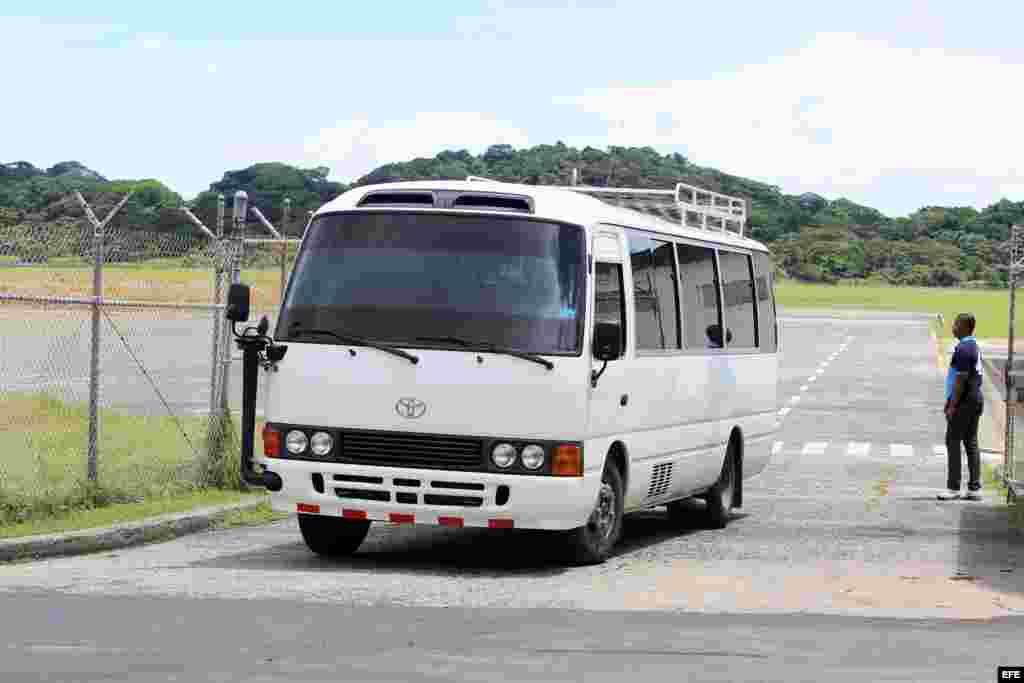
top-left (488, 519), bottom-right (514, 529)
top-left (438, 516), bottom-right (463, 528)
top-left (342, 509), bottom-right (367, 520)
top-left (389, 513), bottom-right (415, 524)
top-left (296, 503), bottom-right (320, 514)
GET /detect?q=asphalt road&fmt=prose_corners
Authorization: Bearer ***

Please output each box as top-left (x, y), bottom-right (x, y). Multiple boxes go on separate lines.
top-left (2, 592), bottom-right (1021, 682)
top-left (3, 308), bottom-right (1024, 681)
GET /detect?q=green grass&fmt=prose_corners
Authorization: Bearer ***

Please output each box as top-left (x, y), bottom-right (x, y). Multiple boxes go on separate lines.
top-left (0, 392), bottom-right (249, 527)
top-left (775, 281), bottom-right (1022, 341)
top-left (0, 490), bottom-right (275, 540)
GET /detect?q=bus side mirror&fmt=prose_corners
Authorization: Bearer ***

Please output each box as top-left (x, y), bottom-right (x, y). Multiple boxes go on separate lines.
top-left (593, 323), bottom-right (623, 362)
top-left (226, 283), bottom-right (250, 323)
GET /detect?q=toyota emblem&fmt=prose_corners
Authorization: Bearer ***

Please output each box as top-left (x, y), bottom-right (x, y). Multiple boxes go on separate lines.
top-left (395, 397), bottom-right (427, 419)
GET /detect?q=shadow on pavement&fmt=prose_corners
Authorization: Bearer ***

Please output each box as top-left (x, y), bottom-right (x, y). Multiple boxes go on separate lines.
top-left (955, 501), bottom-right (1024, 599)
top-left (190, 501), bottom-right (723, 576)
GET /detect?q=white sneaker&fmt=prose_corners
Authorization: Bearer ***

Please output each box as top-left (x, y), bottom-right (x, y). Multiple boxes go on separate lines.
top-left (963, 490), bottom-right (982, 501)
top-left (937, 490), bottom-right (961, 501)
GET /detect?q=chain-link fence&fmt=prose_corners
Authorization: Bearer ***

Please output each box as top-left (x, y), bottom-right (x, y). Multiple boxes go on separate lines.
top-left (0, 190), bottom-right (301, 525)
top-left (1005, 224), bottom-right (1024, 502)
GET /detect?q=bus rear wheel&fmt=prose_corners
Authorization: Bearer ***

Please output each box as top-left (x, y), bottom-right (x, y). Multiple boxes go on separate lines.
top-left (703, 449), bottom-right (737, 529)
top-left (567, 462), bottom-right (624, 565)
top-left (298, 514), bottom-right (371, 557)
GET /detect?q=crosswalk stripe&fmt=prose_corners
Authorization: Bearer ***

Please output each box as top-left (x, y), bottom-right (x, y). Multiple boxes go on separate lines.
top-left (847, 442), bottom-right (871, 457)
top-left (802, 442), bottom-right (828, 455)
top-left (772, 441), bottom-right (783, 455)
top-left (933, 445), bottom-right (946, 457)
top-left (889, 444), bottom-right (914, 457)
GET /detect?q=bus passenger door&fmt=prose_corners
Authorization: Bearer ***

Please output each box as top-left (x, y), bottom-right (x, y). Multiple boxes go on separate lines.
top-left (587, 230), bottom-right (633, 481)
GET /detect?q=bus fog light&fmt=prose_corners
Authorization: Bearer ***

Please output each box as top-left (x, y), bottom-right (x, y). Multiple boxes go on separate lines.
top-left (520, 444), bottom-right (545, 470)
top-left (491, 443), bottom-right (517, 469)
top-left (310, 431), bottom-right (333, 457)
top-left (286, 430), bottom-right (308, 455)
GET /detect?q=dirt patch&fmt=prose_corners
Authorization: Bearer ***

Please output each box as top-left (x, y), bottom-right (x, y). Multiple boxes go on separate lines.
top-left (0, 396), bottom-right (82, 434)
top-left (601, 560), bottom-right (1024, 619)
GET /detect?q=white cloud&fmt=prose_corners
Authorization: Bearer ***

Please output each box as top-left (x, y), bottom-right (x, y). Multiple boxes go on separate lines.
top-left (558, 33), bottom-right (1024, 211)
top-left (302, 113), bottom-right (531, 181)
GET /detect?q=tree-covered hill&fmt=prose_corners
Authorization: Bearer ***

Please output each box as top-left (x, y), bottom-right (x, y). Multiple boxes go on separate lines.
top-left (355, 143), bottom-right (1024, 287)
top-left (3, 145), bottom-right (1023, 287)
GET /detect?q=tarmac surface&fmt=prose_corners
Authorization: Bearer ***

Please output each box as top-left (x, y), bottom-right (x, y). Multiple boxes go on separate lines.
top-left (2, 308), bottom-right (1023, 680)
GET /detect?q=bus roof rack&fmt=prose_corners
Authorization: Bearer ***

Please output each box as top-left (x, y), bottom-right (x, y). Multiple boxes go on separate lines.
top-left (567, 183), bottom-right (747, 238)
top-left (463, 176), bottom-right (748, 238)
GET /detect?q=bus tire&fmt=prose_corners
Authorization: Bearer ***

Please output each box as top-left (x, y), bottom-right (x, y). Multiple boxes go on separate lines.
top-left (298, 514), bottom-right (371, 557)
top-left (704, 448), bottom-right (737, 530)
top-left (567, 462), bottom-right (624, 565)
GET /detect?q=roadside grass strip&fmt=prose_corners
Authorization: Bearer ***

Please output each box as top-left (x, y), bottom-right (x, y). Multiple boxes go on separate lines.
top-left (776, 281), bottom-right (1023, 341)
top-left (0, 392), bottom-right (268, 530)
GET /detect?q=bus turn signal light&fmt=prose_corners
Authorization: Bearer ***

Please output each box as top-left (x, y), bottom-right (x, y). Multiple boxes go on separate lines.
top-left (552, 445), bottom-right (582, 476)
top-left (263, 426), bottom-right (281, 458)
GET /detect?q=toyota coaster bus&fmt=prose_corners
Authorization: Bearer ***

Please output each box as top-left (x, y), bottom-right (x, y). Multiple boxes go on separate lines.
top-left (226, 177), bottom-right (779, 565)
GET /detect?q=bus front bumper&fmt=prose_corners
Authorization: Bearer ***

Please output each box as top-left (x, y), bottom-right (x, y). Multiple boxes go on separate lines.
top-left (259, 458), bottom-right (604, 531)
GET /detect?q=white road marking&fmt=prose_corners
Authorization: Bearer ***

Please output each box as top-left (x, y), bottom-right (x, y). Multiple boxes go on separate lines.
top-left (808, 376), bottom-right (818, 383)
top-left (816, 369), bottom-right (825, 375)
top-left (800, 385), bottom-right (809, 392)
top-left (772, 441), bottom-right (784, 455)
top-left (847, 442), bottom-right (872, 457)
top-left (790, 395), bottom-right (801, 403)
top-left (889, 444), bottom-right (915, 458)
top-left (778, 407), bottom-right (791, 416)
top-left (933, 445), bottom-right (946, 457)
top-left (802, 442), bottom-right (828, 456)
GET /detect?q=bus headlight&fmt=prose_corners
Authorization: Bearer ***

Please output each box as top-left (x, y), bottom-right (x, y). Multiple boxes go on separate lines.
top-left (520, 444), bottom-right (545, 470)
top-left (491, 443), bottom-right (517, 469)
top-left (310, 431), bottom-right (333, 457)
top-left (286, 430), bottom-right (308, 455)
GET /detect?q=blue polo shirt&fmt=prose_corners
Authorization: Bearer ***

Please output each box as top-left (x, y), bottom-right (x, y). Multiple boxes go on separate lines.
top-left (945, 335), bottom-right (983, 404)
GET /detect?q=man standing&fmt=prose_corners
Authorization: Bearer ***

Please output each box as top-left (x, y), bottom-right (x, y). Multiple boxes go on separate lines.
top-left (938, 313), bottom-right (984, 501)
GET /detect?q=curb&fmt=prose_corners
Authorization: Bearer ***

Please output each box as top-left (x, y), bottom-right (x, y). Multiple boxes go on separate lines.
top-left (0, 497), bottom-right (271, 564)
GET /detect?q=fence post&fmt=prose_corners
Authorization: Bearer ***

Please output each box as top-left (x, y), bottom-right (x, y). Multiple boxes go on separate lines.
top-left (87, 204), bottom-right (103, 482)
top-left (209, 194), bottom-right (225, 419)
top-left (1007, 225), bottom-right (1019, 497)
top-left (281, 198), bottom-right (291, 306)
top-left (73, 190), bottom-right (132, 482)
top-left (221, 191), bottom-right (247, 425)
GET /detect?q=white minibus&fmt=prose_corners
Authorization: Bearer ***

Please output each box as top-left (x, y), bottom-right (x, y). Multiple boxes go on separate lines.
top-left (226, 178), bottom-right (779, 564)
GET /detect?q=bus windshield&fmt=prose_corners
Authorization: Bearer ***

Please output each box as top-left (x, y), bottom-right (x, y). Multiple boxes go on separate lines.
top-left (276, 212), bottom-right (586, 355)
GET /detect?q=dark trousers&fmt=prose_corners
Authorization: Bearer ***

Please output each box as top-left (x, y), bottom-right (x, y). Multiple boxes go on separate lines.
top-left (945, 401), bottom-right (982, 491)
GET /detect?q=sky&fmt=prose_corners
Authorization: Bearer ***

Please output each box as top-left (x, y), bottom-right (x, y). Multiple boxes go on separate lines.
top-left (3, 0), bottom-right (1024, 217)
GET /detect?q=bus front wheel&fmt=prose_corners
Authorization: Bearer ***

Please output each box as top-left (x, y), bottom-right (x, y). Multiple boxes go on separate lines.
top-left (298, 514), bottom-right (371, 557)
top-left (567, 462), bottom-right (624, 565)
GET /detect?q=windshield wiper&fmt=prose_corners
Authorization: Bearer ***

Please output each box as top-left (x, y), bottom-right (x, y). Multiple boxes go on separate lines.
top-left (414, 336), bottom-right (554, 371)
top-left (289, 325), bottom-right (419, 365)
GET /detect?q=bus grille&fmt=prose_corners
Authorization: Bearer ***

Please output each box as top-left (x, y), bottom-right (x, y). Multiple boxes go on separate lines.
top-left (338, 430), bottom-right (485, 471)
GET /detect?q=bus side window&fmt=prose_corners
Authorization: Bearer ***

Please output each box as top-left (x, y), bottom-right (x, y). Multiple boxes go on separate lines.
top-left (718, 251), bottom-right (758, 349)
top-left (594, 262), bottom-right (626, 353)
top-left (677, 243), bottom-right (722, 349)
top-left (754, 253), bottom-right (777, 353)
